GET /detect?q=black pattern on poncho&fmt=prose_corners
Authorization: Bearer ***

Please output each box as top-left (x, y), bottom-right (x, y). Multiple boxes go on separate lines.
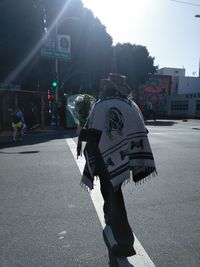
top-left (78, 96), bottom-right (157, 191)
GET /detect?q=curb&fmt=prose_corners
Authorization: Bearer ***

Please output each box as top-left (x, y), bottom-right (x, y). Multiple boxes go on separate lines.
top-left (0, 128), bottom-right (61, 137)
top-left (0, 128), bottom-right (71, 146)
top-left (0, 131), bottom-right (12, 137)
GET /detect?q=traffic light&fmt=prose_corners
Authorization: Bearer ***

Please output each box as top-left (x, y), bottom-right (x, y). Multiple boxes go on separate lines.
top-left (52, 81), bottom-right (57, 87)
top-left (48, 89), bottom-right (55, 101)
top-left (48, 91), bottom-right (51, 100)
top-left (48, 80), bottom-right (57, 101)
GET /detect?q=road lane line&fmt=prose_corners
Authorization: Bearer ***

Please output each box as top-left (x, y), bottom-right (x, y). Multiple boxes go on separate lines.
top-left (66, 137), bottom-right (156, 267)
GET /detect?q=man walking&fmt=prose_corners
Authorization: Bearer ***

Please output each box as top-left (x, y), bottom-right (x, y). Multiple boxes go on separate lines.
top-left (77, 73), bottom-right (157, 257)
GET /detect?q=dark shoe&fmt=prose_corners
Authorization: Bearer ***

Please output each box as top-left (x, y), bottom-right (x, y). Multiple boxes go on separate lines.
top-left (112, 244), bottom-right (136, 257)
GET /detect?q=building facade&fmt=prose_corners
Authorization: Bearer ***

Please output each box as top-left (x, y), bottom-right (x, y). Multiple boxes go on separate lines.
top-left (157, 67), bottom-right (200, 118)
top-left (0, 87), bottom-right (48, 131)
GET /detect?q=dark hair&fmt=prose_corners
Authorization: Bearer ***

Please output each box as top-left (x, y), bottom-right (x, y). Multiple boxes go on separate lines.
top-left (100, 73), bottom-right (131, 98)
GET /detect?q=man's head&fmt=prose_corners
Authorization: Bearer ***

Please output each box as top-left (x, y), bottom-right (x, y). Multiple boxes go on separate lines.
top-left (100, 73), bottom-right (131, 97)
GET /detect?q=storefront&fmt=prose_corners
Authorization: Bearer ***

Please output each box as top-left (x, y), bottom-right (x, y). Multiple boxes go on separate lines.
top-left (0, 89), bottom-right (48, 131)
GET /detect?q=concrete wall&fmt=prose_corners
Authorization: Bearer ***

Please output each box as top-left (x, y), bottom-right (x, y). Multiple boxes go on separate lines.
top-left (178, 76), bottom-right (200, 94)
top-left (155, 67), bottom-right (200, 118)
top-left (166, 94), bottom-right (200, 118)
top-left (157, 67), bottom-right (185, 77)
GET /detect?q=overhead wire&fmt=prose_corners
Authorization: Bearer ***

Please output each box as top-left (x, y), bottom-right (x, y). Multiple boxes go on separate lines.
top-left (170, 0), bottom-right (200, 7)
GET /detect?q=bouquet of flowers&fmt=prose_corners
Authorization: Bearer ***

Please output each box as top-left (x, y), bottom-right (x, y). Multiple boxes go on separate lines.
top-left (74, 94), bottom-right (93, 127)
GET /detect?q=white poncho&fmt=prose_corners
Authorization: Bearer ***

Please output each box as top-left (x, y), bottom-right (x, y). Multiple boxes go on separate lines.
top-left (79, 96), bottom-right (157, 190)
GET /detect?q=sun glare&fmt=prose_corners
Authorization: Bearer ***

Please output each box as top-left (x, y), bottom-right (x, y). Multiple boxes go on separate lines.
top-left (82, 0), bottom-right (150, 43)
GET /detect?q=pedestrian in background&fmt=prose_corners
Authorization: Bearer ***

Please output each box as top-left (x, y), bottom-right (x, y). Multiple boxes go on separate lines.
top-left (30, 102), bottom-right (40, 129)
top-left (77, 73), bottom-right (157, 257)
top-left (11, 106), bottom-right (26, 142)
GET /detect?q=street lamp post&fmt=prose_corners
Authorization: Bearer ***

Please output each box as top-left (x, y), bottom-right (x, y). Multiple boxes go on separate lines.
top-left (49, 18), bottom-right (59, 127)
top-left (53, 16), bottom-right (80, 127)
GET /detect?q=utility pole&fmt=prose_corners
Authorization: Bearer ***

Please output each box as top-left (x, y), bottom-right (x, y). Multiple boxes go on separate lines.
top-left (195, 15), bottom-right (200, 78)
top-left (55, 19), bottom-right (59, 106)
top-left (51, 17), bottom-right (79, 127)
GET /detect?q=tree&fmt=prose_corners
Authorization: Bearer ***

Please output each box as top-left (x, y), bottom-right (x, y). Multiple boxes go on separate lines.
top-left (0, 0), bottom-right (44, 89)
top-left (40, 0), bottom-right (113, 95)
top-left (0, 0), bottom-right (156, 98)
top-left (114, 43), bottom-right (157, 90)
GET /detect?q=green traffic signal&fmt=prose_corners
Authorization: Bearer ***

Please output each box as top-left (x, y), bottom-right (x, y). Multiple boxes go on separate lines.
top-left (52, 81), bottom-right (57, 87)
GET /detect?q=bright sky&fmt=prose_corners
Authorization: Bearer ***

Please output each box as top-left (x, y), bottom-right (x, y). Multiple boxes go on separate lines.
top-left (82, 0), bottom-right (200, 76)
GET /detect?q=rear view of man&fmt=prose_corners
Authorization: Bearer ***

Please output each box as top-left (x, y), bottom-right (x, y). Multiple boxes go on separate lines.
top-left (78, 73), bottom-right (157, 257)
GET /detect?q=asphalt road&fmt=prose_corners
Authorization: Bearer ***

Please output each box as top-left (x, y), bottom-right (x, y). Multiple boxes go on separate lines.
top-left (124, 120), bottom-right (200, 267)
top-left (0, 120), bottom-right (200, 267)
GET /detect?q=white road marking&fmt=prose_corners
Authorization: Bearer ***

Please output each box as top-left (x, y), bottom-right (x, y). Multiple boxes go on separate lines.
top-left (66, 137), bottom-right (156, 267)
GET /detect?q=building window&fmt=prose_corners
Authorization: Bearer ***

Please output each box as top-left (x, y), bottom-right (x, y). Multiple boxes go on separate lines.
top-left (196, 100), bottom-right (200, 111)
top-left (171, 101), bottom-right (188, 111)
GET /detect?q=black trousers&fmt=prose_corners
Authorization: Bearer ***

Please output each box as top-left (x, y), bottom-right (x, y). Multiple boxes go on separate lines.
top-left (98, 162), bottom-right (134, 246)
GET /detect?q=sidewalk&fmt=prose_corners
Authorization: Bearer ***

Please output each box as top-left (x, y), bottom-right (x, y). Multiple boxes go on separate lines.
top-left (145, 118), bottom-right (200, 128)
top-left (0, 126), bottom-right (75, 147)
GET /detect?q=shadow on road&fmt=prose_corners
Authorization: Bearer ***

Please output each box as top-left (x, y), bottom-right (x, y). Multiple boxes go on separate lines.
top-left (0, 150), bottom-right (40, 154)
top-left (0, 129), bottom-right (77, 149)
top-left (145, 120), bottom-right (178, 126)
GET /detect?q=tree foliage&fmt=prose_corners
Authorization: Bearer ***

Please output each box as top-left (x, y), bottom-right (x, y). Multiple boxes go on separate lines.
top-left (0, 0), bottom-right (156, 96)
top-left (44, 0), bottom-right (113, 94)
top-left (114, 43), bottom-right (157, 89)
top-left (0, 0), bottom-right (43, 88)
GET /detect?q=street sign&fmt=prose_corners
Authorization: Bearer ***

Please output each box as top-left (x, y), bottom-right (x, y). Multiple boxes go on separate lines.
top-left (57, 34), bottom-right (70, 54)
top-left (41, 34), bottom-right (71, 61)
top-left (41, 49), bottom-right (71, 60)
